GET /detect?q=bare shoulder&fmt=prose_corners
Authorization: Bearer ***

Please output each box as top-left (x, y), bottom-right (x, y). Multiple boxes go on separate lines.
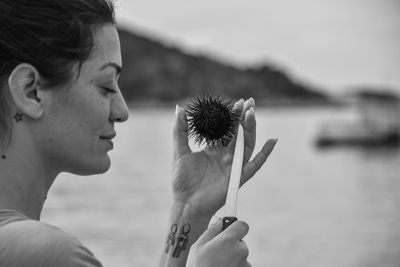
top-left (0, 217), bottom-right (102, 267)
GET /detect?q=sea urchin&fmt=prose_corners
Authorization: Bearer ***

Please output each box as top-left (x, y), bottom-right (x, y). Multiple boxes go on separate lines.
top-left (185, 95), bottom-right (241, 146)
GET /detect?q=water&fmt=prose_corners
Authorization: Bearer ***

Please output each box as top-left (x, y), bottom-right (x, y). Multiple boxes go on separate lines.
top-left (42, 107), bottom-right (400, 267)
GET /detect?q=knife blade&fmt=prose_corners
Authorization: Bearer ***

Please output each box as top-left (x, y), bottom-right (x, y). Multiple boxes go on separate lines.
top-left (223, 124), bottom-right (244, 230)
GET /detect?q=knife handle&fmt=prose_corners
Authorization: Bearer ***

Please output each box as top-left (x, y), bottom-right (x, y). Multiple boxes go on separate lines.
top-left (222, 216), bottom-right (237, 230)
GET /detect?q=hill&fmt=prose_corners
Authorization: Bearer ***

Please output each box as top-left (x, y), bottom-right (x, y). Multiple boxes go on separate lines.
top-left (117, 27), bottom-right (328, 105)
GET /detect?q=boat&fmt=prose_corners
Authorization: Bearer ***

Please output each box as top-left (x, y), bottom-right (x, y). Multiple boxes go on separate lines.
top-left (315, 90), bottom-right (400, 148)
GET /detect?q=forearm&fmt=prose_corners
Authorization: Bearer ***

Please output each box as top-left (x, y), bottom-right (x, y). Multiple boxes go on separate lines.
top-left (158, 202), bottom-right (212, 267)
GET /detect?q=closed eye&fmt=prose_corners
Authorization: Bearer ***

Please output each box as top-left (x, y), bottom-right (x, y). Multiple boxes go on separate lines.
top-left (101, 86), bottom-right (117, 95)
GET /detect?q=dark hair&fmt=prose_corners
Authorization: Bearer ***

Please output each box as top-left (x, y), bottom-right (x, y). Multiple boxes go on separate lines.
top-left (0, 0), bottom-right (115, 143)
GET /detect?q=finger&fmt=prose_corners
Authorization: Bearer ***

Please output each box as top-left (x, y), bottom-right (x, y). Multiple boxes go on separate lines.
top-left (173, 105), bottom-right (191, 160)
top-left (238, 97), bottom-right (255, 127)
top-left (195, 217), bottom-right (223, 246)
top-left (228, 97), bottom-right (255, 151)
top-left (243, 107), bottom-right (256, 164)
top-left (233, 98), bottom-right (245, 115)
top-left (241, 138), bottom-right (277, 185)
top-left (227, 99), bottom-right (244, 151)
top-left (244, 261), bottom-right (252, 267)
top-left (219, 220), bottom-right (249, 241)
top-left (242, 97), bottom-right (255, 119)
top-left (236, 241), bottom-right (250, 259)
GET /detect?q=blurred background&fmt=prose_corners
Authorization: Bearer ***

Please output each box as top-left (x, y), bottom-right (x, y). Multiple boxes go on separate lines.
top-left (43, 0), bottom-right (400, 266)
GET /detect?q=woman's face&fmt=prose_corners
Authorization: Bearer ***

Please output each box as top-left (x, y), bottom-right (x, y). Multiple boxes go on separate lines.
top-left (37, 24), bottom-right (129, 175)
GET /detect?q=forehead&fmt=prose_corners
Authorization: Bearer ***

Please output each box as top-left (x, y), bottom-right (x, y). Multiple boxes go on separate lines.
top-left (82, 24), bottom-right (122, 75)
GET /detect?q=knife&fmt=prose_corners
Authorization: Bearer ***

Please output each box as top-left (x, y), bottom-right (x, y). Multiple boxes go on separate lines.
top-left (223, 124), bottom-right (244, 230)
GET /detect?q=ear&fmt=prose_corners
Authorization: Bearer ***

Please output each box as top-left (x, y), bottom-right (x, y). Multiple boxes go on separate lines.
top-left (8, 63), bottom-right (45, 119)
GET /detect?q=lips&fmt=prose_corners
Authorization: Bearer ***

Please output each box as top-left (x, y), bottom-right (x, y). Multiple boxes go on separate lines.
top-left (100, 132), bottom-right (116, 149)
top-left (100, 132), bottom-right (116, 140)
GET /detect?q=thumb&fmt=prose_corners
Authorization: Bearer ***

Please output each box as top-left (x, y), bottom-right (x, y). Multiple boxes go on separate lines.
top-left (195, 218), bottom-right (223, 246)
top-left (173, 105), bottom-right (191, 160)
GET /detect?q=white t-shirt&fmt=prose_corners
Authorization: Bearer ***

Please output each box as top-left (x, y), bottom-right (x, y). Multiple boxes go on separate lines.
top-left (0, 209), bottom-right (103, 267)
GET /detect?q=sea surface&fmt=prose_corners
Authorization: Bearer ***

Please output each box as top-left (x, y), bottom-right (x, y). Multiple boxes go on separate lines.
top-left (42, 106), bottom-right (400, 267)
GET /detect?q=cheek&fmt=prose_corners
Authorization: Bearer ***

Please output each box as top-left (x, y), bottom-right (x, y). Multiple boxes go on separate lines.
top-left (66, 90), bottom-right (110, 132)
top-left (44, 88), bottom-right (111, 154)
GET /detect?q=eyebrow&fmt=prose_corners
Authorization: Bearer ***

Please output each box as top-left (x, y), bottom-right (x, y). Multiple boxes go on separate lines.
top-left (99, 62), bottom-right (122, 75)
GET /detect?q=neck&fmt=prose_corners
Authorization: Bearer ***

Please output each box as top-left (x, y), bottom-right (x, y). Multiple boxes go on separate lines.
top-left (0, 135), bottom-right (58, 220)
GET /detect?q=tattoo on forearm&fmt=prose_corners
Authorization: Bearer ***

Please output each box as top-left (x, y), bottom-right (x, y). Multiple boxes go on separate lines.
top-left (165, 223), bottom-right (191, 258)
top-left (173, 224), bottom-right (190, 258)
top-left (165, 224), bottom-right (177, 253)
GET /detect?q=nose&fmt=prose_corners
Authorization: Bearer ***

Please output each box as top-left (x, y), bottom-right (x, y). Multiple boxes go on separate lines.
top-left (109, 90), bottom-right (129, 123)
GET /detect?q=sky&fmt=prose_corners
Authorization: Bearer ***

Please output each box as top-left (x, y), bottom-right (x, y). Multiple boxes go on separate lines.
top-left (115, 0), bottom-right (400, 94)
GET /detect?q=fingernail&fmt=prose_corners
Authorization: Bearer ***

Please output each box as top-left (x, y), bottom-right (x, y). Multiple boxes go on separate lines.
top-left (234, 99), bottom-right (244, 108)
top-left (245, 107), bottom-right (255, 117)
top-left (210, 215), bottom-right (222, 225)
top-left (175, 104), bottom-right (180, 115)
top-left (249, 97), bottom-right (255, 106)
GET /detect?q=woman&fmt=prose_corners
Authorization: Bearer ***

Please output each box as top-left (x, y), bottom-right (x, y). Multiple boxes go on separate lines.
top-left (0, 0), bottom-right (277, 266)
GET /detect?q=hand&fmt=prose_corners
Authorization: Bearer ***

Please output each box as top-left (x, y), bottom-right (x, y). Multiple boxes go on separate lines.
top-left (187, 219), bottom-right (251, 267)
top-left (172, 98), bottom-right (277, 218)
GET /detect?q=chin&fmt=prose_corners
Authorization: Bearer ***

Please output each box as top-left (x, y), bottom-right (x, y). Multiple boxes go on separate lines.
top-left (67, 155), bottom-right (111, 176)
